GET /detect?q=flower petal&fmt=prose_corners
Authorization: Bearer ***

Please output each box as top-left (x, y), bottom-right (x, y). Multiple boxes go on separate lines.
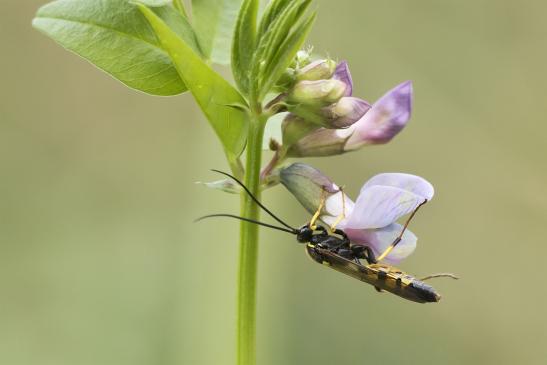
top-left (279, 163), bottom-right (354, 226)
top-left (321, 191), bottom-right (355, 226)
top-left (324, 97), bottom-right (371, 128)
top-left (333, 61), bottom-right (353, 96)
top-left (346, 224), bottom-right (417, 264)
top-left (361, 173), bottom-right (434, 200)
top-left (342, 185), bottom-right (425, 229)
top-left (345, 81), bottom-right (412, 149)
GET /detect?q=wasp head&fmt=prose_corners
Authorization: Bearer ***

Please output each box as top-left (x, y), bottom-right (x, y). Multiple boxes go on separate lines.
top-left (296, 225), bottom-right (314, 243)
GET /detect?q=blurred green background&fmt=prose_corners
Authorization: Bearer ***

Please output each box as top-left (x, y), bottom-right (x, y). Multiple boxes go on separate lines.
top-left (2, 1), bottom-right (546, 364)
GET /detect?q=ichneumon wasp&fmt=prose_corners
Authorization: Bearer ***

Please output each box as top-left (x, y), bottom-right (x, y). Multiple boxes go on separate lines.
top-left (197, 170), bottom-right (457, 303)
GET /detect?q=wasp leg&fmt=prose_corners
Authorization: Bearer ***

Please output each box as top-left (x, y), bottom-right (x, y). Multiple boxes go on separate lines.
top-left (364, 247), bottom-right (377, 265)
top-left (309, 189), bottom-right (327, 230)
top-left (313, 225), bottom-right (328, 233)
top-left (334, 248), bottom-right (353, 260)
top-left (329, 187), bottom-right (347, 233)
top-left (376, 199), bottom-right (428, 262)
top-left (331, 228), bottom-right (348, 239)
top-left (351, 245), bottom-right (377, 265)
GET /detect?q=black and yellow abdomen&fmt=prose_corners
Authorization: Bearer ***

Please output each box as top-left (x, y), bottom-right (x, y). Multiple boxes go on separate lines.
top-left (306, 244), bottom-right (441, 303)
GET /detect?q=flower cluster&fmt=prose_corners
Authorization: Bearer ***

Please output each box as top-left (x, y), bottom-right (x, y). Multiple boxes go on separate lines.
top-left (284, 60), bottom-right (371, 130)
top-left (286, 80), bottom-right (413, 157)
top-left (272, 55), bottom-right (413, 158)
top-left (280, 163), bottom-right (434, 264)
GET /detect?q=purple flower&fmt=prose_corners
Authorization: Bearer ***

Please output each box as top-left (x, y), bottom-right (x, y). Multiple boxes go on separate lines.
top-left (322, 97), bottom-right (371, 128)
top-left (287, 81), bottom-right (413, 157)
top-left (280, 163), bottom-right (433, 264)
top-left (333, 61), bottom-right (353, 96)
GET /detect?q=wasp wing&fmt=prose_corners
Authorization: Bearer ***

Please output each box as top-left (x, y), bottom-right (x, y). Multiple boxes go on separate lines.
top-left (309, 246), bottom-right (440, 303)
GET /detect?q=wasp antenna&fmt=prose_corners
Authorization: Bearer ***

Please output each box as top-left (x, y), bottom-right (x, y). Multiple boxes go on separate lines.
top-left (210, 169), bottom-right (296, 231)
top-left (196, 214), bottom-right (297, 235)
top-left (420, 273), bottom-right (460, 281)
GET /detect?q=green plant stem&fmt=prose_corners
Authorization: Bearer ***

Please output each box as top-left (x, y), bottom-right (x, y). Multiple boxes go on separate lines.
top-left (237, 109), bottom-right (266, 365)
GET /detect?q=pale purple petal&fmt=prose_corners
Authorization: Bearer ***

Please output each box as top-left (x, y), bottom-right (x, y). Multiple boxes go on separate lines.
top-left (324, 97), bottom-right (371, 128)
top-left (345, 224), bottom-right (417, 264)
top-left (361, 173), bottom-right (434, 200)
top-left (333, 61), bottom-right (353, 96)
top-left (321, 191), bottom-right (355, 226)
top-left (341, 185), bottom-right (425, 229)
top-left (345, 81), bottom-right (412, 149)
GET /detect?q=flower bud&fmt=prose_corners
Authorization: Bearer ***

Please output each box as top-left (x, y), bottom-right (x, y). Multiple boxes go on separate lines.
top-left (290, 79), bottom-right (348, 106)
top-left (296, 59), bottom-right (337, 81)
top-left (287, 81), bottom-right (413, 157)
top-left (279, 163), bottom-right (354, 224)
top-left (287, 96), bottom-right (370, 129)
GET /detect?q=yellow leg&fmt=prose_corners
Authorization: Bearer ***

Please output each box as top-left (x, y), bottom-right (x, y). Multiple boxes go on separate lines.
top-left (329, 188), bottom-right (347, 233)
top-left (377, 199), bottom-right (428, 262)
top-left (309, 189), bottom-right (326, 230)
top-left (376, 246), bottom-right (395, 262)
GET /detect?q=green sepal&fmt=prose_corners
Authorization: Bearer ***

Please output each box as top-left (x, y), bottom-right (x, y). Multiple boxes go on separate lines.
top-left (232, 0), bottom-right (259, 94)
top-left (259, 12), bottom-right (316, 100)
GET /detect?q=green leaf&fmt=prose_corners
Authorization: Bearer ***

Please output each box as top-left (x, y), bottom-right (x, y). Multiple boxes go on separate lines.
top-left (192, 0), bottom-right (243, 64)
top-left (257, 0), bottom-right (291, 38)
top-left (32, 0), bottom-right (201, 96)
top-left (232, 0), bottom-right (259, 94)
top-left (260, 12), bottom-right (316, 99)
top-left (138, 3), bottom-right (249, 159)
top-left (251, 0), bottom-right (314, 99)
top-left (139, 0), bottom-right (171, 5)
top-left (172, 0), bottom-right (189, 17)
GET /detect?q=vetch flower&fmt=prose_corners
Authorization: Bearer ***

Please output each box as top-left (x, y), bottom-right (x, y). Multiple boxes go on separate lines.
top-left (280, 163), bottom-right (434, 264)
top-left (278, 59), bottom-right (370, 130)
top-left (287, 81), bottom-right (413, 157)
